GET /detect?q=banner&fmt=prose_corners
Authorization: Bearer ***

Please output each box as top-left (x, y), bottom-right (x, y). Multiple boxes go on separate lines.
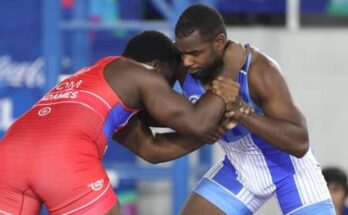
top-left (0, 0), bottom-right (44, 137)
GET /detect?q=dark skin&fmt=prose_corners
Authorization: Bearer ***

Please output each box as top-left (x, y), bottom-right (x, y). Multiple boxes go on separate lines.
top-left (175, 31), bottom-right (309, 215)
top-left (110, 47), bottom-right (245, 160)
top-left (113, 115), bottom-right (213, 164)
top-left (110, 40), bottom-right (247, 164)
top-left (104, 47), bottom-right (244, 214)
top-left (175, 30), bottom-right (309, 158)
top-left (104, 58), bottom-right (228, 137)
top-left (103, 56), bottom-right (242, 214)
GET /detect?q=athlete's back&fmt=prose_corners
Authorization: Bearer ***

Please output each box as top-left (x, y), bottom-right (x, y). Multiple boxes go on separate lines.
top-left (0, 56), bottom-right (136, 215)
top-left (0, 30), bottom-right (246, 215)
top-left (2, 56), bottom-right (137, 155)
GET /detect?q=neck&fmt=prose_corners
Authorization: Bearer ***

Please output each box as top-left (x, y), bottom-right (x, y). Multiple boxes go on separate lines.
top-left (202, 59), bottom-right (241, 86)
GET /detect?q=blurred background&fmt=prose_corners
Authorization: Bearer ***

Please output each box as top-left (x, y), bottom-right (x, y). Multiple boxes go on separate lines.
top-left (0, 0), bottom-right (347, 214)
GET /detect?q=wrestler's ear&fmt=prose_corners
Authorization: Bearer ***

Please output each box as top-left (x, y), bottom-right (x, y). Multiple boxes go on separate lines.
top-left (145, 60), bottom-right (160, 69)
top-left (215, 33), bottom-right (226, 55)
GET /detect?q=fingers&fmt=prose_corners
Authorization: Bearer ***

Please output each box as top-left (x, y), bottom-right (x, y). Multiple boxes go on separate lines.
top-left (211, 76), bottom-right (240, 103)
top-left (215, 76), bottom-right (239, 85)
top-left (239, 104), bottom-right (254, 115)
top-left (226, 121), bottom-right (237, 129)
top-left (224, 98), bottom-right (254, 122)
top-left (212, 78), bottom-right (238, 91)
top-left (225, 111), bottom-right (235, 118)
top-left (221, 113), bottom-right (238, 129)
top-left (213, 77), bottom-right (240, 90)
top-left (244, 106), bottom-right (253, 115)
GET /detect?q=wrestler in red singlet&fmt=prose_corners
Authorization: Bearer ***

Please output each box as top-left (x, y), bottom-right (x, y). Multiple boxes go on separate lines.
top-left (0, 57), bottom-right (136, 215)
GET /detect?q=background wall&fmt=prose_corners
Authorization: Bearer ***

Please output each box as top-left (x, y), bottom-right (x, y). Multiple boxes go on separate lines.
top-left (138, 27), bottom-right (348, 215)
top-left (1, 0), bottom-right (347, 213)
top-left (224, 28), bottom-right (348, 170)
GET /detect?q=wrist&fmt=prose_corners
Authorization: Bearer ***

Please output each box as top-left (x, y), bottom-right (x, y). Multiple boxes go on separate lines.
top-left (209, 89), bottom-right (230, 104)
top-left (236, 111), bottom-right (247, 123)
top-left (234, 103), bottom-right (253, 123)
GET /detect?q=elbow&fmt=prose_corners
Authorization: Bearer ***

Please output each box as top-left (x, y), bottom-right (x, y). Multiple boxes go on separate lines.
top-left (147, 158), bottom-right (162, 164)
top-left (188, 125), bottom-right (212, 138)
top-left (292, 145), bottom-right (309, 158)
top-left (292, 134), bottom-right (310, 158)
top-left (141, 155), bottom-right (163, 164)
top-left (142, 149), bottom-right (167, 164)
top-left (146, 156), bottom-right (169, 164)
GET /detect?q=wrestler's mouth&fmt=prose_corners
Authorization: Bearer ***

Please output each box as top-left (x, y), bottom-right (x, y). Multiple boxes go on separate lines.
top-left (189, 68), bottom-right (202, 74)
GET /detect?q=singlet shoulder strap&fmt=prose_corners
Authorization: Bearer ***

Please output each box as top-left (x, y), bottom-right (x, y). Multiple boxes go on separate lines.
top-left (242, 44), bottom-right (252, 72)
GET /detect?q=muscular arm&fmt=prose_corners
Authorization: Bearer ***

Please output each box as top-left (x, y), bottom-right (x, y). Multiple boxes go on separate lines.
top-left (137, 110), bottom-right (166, 127)
top-left (237, 57), bottom-right (309, 158)
top-left (137, 68), bottom-right (226, 137)
top-left (112, 115), bottom-right (209, 164)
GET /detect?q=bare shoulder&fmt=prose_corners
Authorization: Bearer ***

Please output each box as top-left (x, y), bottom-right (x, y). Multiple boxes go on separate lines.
top-left (247, 46), bottom-right (287, 101)
top-left (105, 58), bottom-right (165, 83)
top-left (248, 46), bottom-right (283, 81)
top-left (103, 58), bottom-right (165, 109)
top-left (106, 58), bottom-right (152, 76)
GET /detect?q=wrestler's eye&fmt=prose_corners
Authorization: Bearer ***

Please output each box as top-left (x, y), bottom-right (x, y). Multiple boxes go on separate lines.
top-left (191, 51), bottom-right (200, 57)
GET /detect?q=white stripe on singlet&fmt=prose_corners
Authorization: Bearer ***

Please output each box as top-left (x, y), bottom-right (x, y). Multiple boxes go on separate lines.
top-left (290, 151), bottom-right (331, 205)
top-left (34, 101), bottom-right (97, 113)
top-left (79, 90), bottom-right (111, 109)
top-left (236, 187), bottom-right (269, 212)
top-left (204, 159), bottom-right (224, 180)
top-left (219, 134), bottom-right (276, 196)
top-left (0, 209), bottom-right (13, 215)
top-left (62, 182), bottom-right (112, 215)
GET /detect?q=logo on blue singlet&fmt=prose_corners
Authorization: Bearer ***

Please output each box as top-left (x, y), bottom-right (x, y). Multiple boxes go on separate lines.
top-left (188, 95), bottom-right (200, 104)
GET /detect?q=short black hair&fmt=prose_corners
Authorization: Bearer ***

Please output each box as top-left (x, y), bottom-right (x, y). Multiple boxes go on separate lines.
top-left (323, 167), bottom-right (348, 196)
top-left (175, 4), bottom-right (226, 40)
top-left (123, 30), bottom-right (177, 64)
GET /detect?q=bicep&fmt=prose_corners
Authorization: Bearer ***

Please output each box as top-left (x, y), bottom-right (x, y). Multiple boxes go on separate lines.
top-left (140, 73), bottom-right (195, 131)
top-left (137, 110), bottom-right (166, 127)
top-left (251, 63), bottom-right (305, 124)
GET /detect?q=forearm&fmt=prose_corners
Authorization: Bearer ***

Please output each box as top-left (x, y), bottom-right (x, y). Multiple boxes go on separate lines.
top-left (239, 112), bottom-right (309, 157)
top-left (141, 71), bottom-right (238, 138)
top-left (138, 110), bottom-right (166, 127)
top-left (112, 116), bottom-right (209, 163)
top-left (115, 132), bottom-right (206, 164)
top-left (149, 133), bottom-right (206, 163)
top-left (188, 91), bottom-right (226, 136)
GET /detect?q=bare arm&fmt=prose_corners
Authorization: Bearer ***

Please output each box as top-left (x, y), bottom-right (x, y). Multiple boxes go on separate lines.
top-left (227, 56), bottom-right (309, 158)
top-left (137, 68), bottom-right (232, 137)
top-left (105, 59), bottom-right (239, 138)
top-left (137, 110), bottom-right (165, 127)
top-left (112, 116), bottom-right (212, 164)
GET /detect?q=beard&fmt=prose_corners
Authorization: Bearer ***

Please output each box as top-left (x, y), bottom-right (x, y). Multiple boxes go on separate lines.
top-left (191, 58), bottom-right (222, 81)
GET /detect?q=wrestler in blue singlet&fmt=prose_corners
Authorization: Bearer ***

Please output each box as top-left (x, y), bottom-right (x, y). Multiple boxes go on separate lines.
top-left (182, 47), bottom-right (335, 215)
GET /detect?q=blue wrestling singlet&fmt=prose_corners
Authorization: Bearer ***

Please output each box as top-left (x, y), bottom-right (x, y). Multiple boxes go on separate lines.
top-left (182, 47), bottom-right (334, 215)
